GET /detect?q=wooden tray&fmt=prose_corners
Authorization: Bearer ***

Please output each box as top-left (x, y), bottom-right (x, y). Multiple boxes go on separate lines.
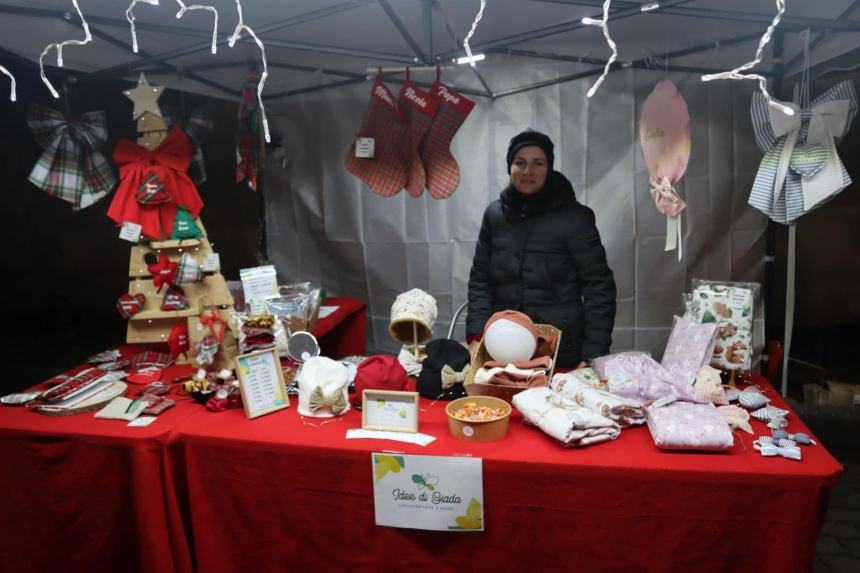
top-left (33, 382), bottom-right (128, 417)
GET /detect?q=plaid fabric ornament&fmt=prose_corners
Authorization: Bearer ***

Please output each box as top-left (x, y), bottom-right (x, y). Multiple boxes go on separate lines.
top-left (418, 76), bottom-right (475, 199)
top-left (170, 206), bottom-right (203, 240)
top-left (236, 72), bottom-right (266, 191)
top-left (136, 173), bottom-right (171, 205)
top-left (195, 334), bottom-right (219, 367)
top-left (398, 75), bottom-right (439, 198)
top-left (27, 104), bottom-right (116, 211)
top-left (175, 253), bottom-right (203, 284)
top-left (161, 284), bottom-right (189, 311)
top-left (116, 293), bottom-right (146, 319)
top-left (163, 106), bottom-right (213, 187)
top-left (130, 351), bottom-right (174, 371)
top-left (344, 76), bottom-right (409, 197)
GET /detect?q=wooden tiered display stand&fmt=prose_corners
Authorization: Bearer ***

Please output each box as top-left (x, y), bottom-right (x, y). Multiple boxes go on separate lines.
top-left (125, 220), bottom-right (238, 370)
top-left (122, 89), bottom-right (237, 370)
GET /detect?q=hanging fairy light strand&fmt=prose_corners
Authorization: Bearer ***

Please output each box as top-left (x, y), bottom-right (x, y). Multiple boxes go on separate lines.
top-left (1, 65), bottom-right (15, 102)
top-left (175, 1), bottom-right (219, 55)
top-left (582, 0), bottom-right (617, 98)
top-left (126, 0), bottom-right (159, 54)
top-left (39, 0), bottom-right (92, 98)
top-left (228, 0), bottom-right (270, 142)
top-left (701, 0), bottom-right (794, 116)
top-left (462, 0), bottom-right (486, 67)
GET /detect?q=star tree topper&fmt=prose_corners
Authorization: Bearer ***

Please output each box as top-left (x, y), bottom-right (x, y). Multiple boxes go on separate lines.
top-left (124, 72), bottom-right (165, 121)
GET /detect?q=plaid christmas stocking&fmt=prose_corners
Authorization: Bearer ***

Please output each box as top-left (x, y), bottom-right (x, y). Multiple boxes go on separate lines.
top-left (419, 78), bottom-right (475, 199)
top-left (344, 77), bottom-right (408, 197)
top-left (398, 75), bottom-right (439, 198)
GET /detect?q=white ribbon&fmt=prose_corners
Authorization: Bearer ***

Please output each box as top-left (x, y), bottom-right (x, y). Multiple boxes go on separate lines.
top-left (649, 176), bottom-right (685, 261)
top-left (768, 99), bottom-right (852, 211)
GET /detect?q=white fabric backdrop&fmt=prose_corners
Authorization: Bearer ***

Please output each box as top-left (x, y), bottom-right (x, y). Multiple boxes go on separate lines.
top-left (263, 63), bottom-right (767, 358)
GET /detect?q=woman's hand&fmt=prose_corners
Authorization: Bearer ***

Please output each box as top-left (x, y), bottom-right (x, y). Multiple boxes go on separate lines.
top-left (575, 361), bottom-right (588, 370)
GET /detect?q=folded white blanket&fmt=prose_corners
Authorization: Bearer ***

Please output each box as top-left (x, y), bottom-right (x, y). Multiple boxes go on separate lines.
top-left (512, 387), bottom-right (621, 447)
top-left (550, 374), bottom-right (645, 427)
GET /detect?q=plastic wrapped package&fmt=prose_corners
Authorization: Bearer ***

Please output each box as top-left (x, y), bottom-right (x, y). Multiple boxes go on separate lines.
top-left (689, 279), bottom-right (761, 371)
top-left (266, 284), bottom-right (322, 333)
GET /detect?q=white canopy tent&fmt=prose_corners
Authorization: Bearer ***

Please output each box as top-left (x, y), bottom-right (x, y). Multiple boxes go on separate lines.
top-left (1, 0), bottom-right (858, 384)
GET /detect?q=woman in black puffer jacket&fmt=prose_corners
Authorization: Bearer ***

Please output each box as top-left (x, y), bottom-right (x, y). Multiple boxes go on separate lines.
top-left (466, 130), bottom-right (617, 368)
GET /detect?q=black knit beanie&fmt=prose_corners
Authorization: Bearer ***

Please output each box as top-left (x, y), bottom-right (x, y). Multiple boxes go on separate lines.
top-left (506, 130), bottom-right (555, 173)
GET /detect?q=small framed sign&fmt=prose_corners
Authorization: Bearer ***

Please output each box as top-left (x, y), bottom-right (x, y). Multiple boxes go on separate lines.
top-left (362, 390), bottom-right (419, 433)
top-left (235, 348), bottom-right (290, 419)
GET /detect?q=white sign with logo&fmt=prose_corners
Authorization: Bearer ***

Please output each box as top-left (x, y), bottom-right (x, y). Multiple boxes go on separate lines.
top-left (372, 453), bottom-right (484, 531)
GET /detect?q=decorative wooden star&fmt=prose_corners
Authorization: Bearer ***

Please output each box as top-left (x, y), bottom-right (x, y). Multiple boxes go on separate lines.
top-left (123, 72), bottom-right (164, 120)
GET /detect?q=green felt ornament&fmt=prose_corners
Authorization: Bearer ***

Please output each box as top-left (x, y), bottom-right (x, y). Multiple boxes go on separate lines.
top-left (170, 206), bottom-right (202, 240)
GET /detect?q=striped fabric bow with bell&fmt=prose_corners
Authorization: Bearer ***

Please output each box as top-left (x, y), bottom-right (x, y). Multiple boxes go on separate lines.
top-left (308, 386), bottom-right (347, 415)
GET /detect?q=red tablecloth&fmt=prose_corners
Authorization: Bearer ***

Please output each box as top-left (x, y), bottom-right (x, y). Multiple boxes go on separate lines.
top-left (0, 347), bottom-right (198, 573)
top-left (312, 296), bottom-right (367, 359)
top-left (169, 377), bottom-right (842, 573)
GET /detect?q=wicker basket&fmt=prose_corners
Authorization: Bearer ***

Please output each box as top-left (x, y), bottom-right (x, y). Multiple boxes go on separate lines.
top-left (464, 324), bottom-right (561, 403)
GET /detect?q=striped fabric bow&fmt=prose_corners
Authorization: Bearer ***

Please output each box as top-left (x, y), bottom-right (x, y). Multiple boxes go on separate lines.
top-left (27, 104), bottom-right (116, 211)
top-left (440, 364), bottom-right (470, 389)
top-left (749, 80), bottom-right (857, 224)
top-left (772, 429), bottom-right (816, 445)
top-left (754, 438), bottom-right (802, 461)
top-left (308, 386), bottom-right (347, 415)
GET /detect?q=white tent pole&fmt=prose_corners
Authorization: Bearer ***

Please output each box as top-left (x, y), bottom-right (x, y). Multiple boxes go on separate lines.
top-left (781, 223), bottom-right (797, 396)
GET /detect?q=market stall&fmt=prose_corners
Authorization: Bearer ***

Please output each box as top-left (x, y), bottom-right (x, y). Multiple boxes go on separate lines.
top-left (0, 1), bottom-right (857, 572)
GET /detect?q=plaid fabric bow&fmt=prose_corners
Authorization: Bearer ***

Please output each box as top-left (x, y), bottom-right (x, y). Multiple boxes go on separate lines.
top-left (163, 107), bottom-right (213, 187)
top-left (236, 72), bottom-right (266, 191)
top-left (27, 104), bottom-right (116, 211)
top-left (308, 386), bottom-right (347, 415)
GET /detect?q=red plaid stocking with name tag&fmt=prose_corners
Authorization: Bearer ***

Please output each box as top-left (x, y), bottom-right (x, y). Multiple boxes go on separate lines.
top-left (398, 75), bottom-right (439, 197)
top-left (344, 76), bottom-right (408, 197)
top-left (419, 77), bottom-right (475, 199)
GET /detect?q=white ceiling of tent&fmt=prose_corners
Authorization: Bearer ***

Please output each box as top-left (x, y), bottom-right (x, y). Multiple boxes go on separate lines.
top-left (0, 0), bottom-right (857, 101)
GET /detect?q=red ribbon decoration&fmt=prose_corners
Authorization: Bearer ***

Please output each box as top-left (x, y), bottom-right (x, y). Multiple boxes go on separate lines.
top-left (200, 307), bottom-right (227, 344)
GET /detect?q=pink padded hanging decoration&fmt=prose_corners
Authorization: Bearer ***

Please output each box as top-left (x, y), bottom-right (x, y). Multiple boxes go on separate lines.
top-left (639, 80), bottom-right (691, 261)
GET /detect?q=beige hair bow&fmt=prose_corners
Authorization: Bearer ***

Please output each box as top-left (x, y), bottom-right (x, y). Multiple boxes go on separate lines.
top-left (308, 386), bottom-right (347, 415)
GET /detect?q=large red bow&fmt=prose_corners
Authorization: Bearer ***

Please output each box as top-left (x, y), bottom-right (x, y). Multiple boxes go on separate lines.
top-left (107, 126), bottom-right (204, 239)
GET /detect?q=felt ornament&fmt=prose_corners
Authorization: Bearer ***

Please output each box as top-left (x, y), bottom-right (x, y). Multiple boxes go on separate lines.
top-left (116, 293), bottom-right (146, 319)
top-left (167, 323), bottom-right (190, 358)
top-left (195, 334), bottom-right (219, 367)
top-left (344, 75), bottom-right (409, 197)
top-left (27, 104), bottom-right (116, 211)
top-left (135, 173), bottom-right (171, 205)
top-left (147, 253), bottom-right (178, 292)
top-left (397, 72), bottom-right (439, 197)
top-left (418, 73), bottom-right (475, 199)
top-left (236, 71), bottom-right (266, 192)
top-left (749, 81), bottom-right (857, 224)
top-left (175, 253), bottom-right (203, 284)
top-left (170, 206), bottom-right (203, 240)
top-left (161, 285), bottom-right (189, 311)
top-left (639, 80), bottom-right (691, 261)
top-left (108, 125), bottom-right (204, 240)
